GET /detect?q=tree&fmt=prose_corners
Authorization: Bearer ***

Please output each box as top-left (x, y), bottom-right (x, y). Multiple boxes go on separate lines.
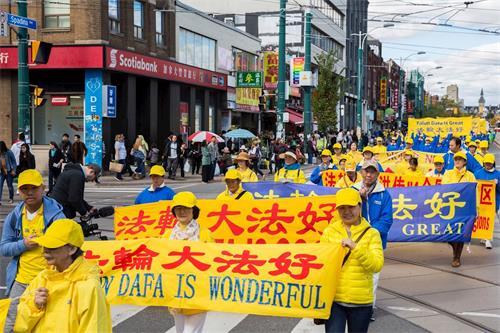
top-left (422, 96), bottom-right (463, 118)
top-left (312, 51), bottom-right (345, 132)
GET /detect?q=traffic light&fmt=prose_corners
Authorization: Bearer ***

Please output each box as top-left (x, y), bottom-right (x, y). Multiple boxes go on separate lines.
top-left (259, 95), bottom-right (267, 112)
top-left (33, 87), bottom-right (45, 107)
top-left (31, 41), bottom-right (53, 64)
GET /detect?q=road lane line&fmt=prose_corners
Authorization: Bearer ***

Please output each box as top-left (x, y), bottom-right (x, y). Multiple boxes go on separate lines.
top-left (457, 312), bottom-right (500, 318)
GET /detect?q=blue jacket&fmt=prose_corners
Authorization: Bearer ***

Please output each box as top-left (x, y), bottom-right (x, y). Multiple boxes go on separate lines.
top-left (0, 150), bottom-right (17, 173)
top-left (310, 164), bottom-right (335, 186)
top-left (443, 150), bottom-right (482, 173)
top-left (135, 185), bottom-right (176, 204)
top-left (0, 197), bottom-right (65, 295)
top-left (352, 182), bottom-right (393, 249)
top-left (474, 168), bottom-right (500, 211)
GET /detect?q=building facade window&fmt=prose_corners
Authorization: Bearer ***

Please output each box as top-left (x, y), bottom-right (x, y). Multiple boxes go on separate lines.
top-left (178, 28), bottom-right (216, 71)
top-left (311, 0), bottom-right (344, 29)
top-left (311, 26), bottom-right (344, 60)
top-left (44, 0), bottom-right (70, 28)
top-left (155, 10), bottom-right (166, 46)
top-left (133, 1), bottom-right (145, 39)
top-left (232, 48), bottom-right (257, 71)
top-left (108, 0), bottom-right (120, 33)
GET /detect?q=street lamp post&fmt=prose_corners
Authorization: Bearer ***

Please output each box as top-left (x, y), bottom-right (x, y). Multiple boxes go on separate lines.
top-left (399, 51), bottom-right (425, 124)
top-left (352, 23), bottom-right (394, 138)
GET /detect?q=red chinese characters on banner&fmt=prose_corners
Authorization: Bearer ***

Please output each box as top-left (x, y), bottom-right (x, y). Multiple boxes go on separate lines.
top-left (207, 204), bottom-right (244, 235)
top-left (268, 252), bottom-right (323, 280)
top-left (112, 244), bottom-right (159, 271)
top-left (116, 210), bottom-right (156, 237)
top-left (247, 203), bottom-right (294, 235)
top-left (214, 250), bottom-right (266, 275)
top-left (322, 171), bottom-right (345, 187)
top-left (155, 207), bottom-right (177, 235)
top-left (297, 203), bottom-right (336, 235)
top-left (162, 246), bottom-right (212, 271)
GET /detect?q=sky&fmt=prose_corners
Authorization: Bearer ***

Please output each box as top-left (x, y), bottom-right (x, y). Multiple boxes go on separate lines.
top-left (367, 0), bottom-right (500, 106)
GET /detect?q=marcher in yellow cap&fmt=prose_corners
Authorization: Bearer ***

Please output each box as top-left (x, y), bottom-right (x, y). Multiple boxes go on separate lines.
top-left (356, 147), bottom-right (384, 172)
top-left (320, 187), bottom-right (383, 331)
top-left (135, 165), bottom-right (175, 204)
top-left (332, 143), bottom-right (344, 167)
top-left (0, 169), bottom-right (66, 332)
top-left (347, 142), bottom-right (363, 164)
top-left (426, 155), bottom-right (446, 178)
top-left (168, 192), bottom-right (211, 330)
top-left (405, 138), bottom-right (414, 150)
top-left (14, 219), bottom-right (112, 333)
top-left (467, 141), bottom-right (478, 155)
top-left (234, 152), bottom-right (258, 182)
top-left (216, 169), bottom-right (254, 200)
top-left (274, 151), bottom-right (306, 184)
top-left (442, 151), bottom-right (476, 268)
top-left (336, 159), bottom-right (362, 188)
top-left (310, 149), bottom-right (335, 186)
top-left (373, 137), bottom-right (387, 154)
top-left (335, 154), bottom-right (349, 171)
top-left (474, 140), bottom-right (489, 165)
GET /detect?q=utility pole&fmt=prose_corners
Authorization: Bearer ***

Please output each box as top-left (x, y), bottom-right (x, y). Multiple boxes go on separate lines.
top-left (276, 0), bottom-right (287, 140)
top-left (355, 31), bottom-right (363, 139)
top-left (303, 9), bottom-right (312, 138)
top-left (17, 1), bottom-right (30, 142)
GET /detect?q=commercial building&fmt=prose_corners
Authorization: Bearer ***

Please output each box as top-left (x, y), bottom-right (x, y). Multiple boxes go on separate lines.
top-left (445, 84), bottom-right (459, 103)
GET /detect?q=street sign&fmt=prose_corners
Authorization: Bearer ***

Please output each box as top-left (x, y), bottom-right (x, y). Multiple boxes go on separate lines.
top-left (236, 71), bottom-right (263, 88)
top-left (102, 85), bottom-right (117, 118)
top-left (0, 11), bottom-right (9, 37)
top-left (7, 13), bottom-right (37, 29)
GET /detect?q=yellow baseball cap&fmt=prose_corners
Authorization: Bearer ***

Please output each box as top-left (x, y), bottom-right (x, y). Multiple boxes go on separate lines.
top-left (363, 146), bottom-right (374, 154)
top-left (333, 143), bottom-right (342, 149)
top-left (224, 169), bottom-right (241, 180)
top-left (434, 155), bottom-right (444, 164)
top-left (468, 141), bottom-right (477, 148)
top-left (345, 159), bottom-right (357, 172)
top-left (18, 169), bottom-right (43, 189)
top-left (475, 139), bottom-right (481, 146)
top-left (483, 153), bottom-right (495, 164)
top-left (149, 165), bottom-right (166, 177)
top-left (404, 150), bottom-right (414, 156)
top-left (465, 135), bottom-right (471, 143)
top-left (336, 188), bottom-right (362, 207)
top-left (480, 140), bottom-right (489, 149)
top-left (172, 191), bottom-right (197, 209)
top-left (454, 151), bottom-right (467, 161)
top-left (406, 138), bottom-right (414, 145)
top-left (376, 137), bottom-right (383, 142)
top-left (339, 154), bottom-right (348, 162)
top-left (321, 149), bottom-right (332, 157)
top-left (34, 219), bottom-right (84, 249)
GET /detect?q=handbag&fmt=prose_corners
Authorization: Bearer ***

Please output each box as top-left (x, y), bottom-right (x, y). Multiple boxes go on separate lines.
top-left (313, 226), bottom-right (372, 326)
top-left (109, 161), bottom-right (124, 173)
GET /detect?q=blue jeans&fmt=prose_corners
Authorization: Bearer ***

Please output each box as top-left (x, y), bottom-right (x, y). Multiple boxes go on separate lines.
top-left (0, 172), bottom-right (14, 201)
top-left (134, 157), bottom-right (145, 176)
top-left (325, 302), bottom-right (372, 333)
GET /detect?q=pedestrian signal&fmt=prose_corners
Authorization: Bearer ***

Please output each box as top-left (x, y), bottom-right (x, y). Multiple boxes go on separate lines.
top-left (31, 41), bottom-right (52, 64)
top-left (33, 87), bottom-right (45, 107)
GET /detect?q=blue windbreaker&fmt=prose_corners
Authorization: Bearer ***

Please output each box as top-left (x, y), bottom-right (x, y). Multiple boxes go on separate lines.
top-left (443, 150), bottom-right (482, 173)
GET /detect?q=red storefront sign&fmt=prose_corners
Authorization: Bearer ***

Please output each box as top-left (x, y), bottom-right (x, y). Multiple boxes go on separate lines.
top-left (0, 45), bottom-right (104, 69)
top-left (106, 47), bottom-right (227, 91)
top-left (51, 96), bottom-right (70, 106)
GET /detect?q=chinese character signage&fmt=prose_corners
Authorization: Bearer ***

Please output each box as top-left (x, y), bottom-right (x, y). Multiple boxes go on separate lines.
top-left (83, 239), bottom-right (343, 318)
top-left (235, 88), bottom-right (260, 112)
top-left (236, 71), bottom-right (263, 88)
top-left (408, 117), bottom-right (473, 136)
top-left (263, 52), bottom-right (278, 90)
top-left (290, 57), bottom-right (304, 87)
top-left (84, 70), bottom-right (103, 167)
top-left (380, 77), bottom-right (388, 107)
top-left (392, 87), bottom-right (399, 109)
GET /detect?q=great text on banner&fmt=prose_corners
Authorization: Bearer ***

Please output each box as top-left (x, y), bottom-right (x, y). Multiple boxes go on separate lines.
top-left (83, 239), bottom-right (343, 319)
top-left (408, 117), bottom-right (473, 137)
top-left (322, 170), bottom-right (441, 188)
top-left (115, 196), bottom-right (337, 243)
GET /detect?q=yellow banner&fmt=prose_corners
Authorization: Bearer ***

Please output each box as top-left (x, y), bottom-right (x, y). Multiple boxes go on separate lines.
top-left (408, 117), bottom-right (472, 136)
top-left (83, 239), bottom-right (343, 319)
top-left (474, 180), bottom-right (496, 239)
top-left (472, 118), bottom-right (488, 134)
top-left (236, 88), bottom-right (260, 106)
top-left (0, 299), bottom-right (10, 332)
top-left (115, 196), bottom-right (336, 243)
top-left (322, 170), bottom-right (441, 188)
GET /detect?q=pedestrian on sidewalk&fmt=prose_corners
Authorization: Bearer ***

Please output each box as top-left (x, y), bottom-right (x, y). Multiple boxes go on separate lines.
top-left (249, 141), bottom-right (264, 179)
top-left (135, 165), bottom-right (175, 204)
top-left (114, 134), bottom-right (132, 180)
top-left (60, 133), bottom-right (73, 163)
top-left (0, 169), bottom-right (65, 332)
top-left (168, 192), bottom-right (212, 333)
top-left (201, 142), bottom-right (211, 183)
top-left (148, 142), bottom-right (161, 167)
top-left (131, 135), bottom-right (148, 179)
top-left (178, 143), bottom-right (188, 178)
top-left (321, 188), bottom-right (383, 333)
top-left (164, 135), bottom-right (181, 180)
top-left (16, 143), bottom-right (36, 176)
top-left (71, 134), bottom-right (87, 165)
top-left (14, 219), bottom-right (112, 332)
top-left (0, 141), bottom-right (17, 205)
top-left (208, 136), bottom-right (219, 181)
top-left (47, 142), bottom-right (64, 194)
top-left (219, 147), bottom-right (233, 175)
top-left (188, 143), bottom-right (202, 175)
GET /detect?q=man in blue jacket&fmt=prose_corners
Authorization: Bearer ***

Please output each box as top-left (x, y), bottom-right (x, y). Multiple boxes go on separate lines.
top-left (352, 159), bottom-right (393, 320)
top-left (310, 149), bottom-right (335, 186)
top-left (135, 165), bottom-right (176, 204)
top-left (443, 137), bottom-right (482, 173)
top-left (0, 169), bottom-right (66, 332)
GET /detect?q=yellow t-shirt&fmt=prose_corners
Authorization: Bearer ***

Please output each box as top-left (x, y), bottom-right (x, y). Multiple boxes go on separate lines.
top-left (16, 206), bottom-right (47, 284)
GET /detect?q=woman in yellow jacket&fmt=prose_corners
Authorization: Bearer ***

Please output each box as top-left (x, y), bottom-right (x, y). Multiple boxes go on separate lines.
top-left (234, 152), bottom-right (259, 182)
top-left (274, 151), bottom-right (306, 183)
top-left (442, 151), bottom-right (476, 268)
top-left (335, 159), bottom-right (362, 188)
top-left (321, 188), bottom-right (383, 332)
top-left (403, 157), bottom-right (424, 177)
top-left (168, 192), bottom-right (212, 332)
top-left (216, 169), bottom-right (254, 200)
top-left (14, 219), bottom-right (112, 332)
top-left (346, 142), bottom-right (363, 165)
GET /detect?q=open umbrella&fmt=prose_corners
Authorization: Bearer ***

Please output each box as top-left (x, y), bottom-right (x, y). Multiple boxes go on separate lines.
top-left (224, 129), bottom-right (256, 139)
top-left (188, 131), bottom-right (224, 143)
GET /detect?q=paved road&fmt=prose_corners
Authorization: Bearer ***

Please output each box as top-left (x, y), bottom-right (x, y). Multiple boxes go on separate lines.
top-left (1, 152), bottom-right (500, 332)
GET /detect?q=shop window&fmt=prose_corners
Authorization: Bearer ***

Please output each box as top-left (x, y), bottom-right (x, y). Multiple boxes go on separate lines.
top-left (155, 10), bottom-right (166, 46)
top-left (133, 1), bottom-right (144, 40)
top-left (179, 28), bottom-right (216, 71)
top-left (44, 0), bottom-right (70, 29)
top-left (108, 0), bottom-right (120, 33)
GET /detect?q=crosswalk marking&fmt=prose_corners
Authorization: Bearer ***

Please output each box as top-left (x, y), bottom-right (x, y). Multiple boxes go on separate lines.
top-left (290, 318), bottom-right (324, 333)
top-left (111, 305), bottom-right (146, 327)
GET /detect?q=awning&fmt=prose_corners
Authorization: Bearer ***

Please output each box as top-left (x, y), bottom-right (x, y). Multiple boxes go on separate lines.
top-left (286, 108), bottom-right (304, 124)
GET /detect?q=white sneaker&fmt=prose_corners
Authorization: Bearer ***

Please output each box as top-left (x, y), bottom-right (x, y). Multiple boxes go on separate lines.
top-left (485, 240), bottom-right (493, 249)
top-left (480, 239), bottom-right (486, 244)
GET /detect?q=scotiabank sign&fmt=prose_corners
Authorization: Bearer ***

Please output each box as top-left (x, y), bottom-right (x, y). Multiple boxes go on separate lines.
top-left (106, 47), bottom-right (227, 91)
top-left (0, 45), bottom-right (103, 69)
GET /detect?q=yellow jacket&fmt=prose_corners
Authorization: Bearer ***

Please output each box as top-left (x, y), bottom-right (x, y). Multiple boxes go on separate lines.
top-left (403, 167), bottom-right (424, 177)
top-left (320, 218), bottom-right (383, 305)
top-left (237, 168), bottom-right (258, 182)
top-left (335, 173), bottom-right (362, 188)
top-left (442, 167), bottom-right (476, 184)
top-left (474, 153), bottom-right (483, 166)
top-left (347, 151), bottom-right (363, 164)
top-left (274, 167), bottom-right (306, 184)
top-left (216, 185), bottom-right (254, 200)
top-left (14, 257), bottom-right (111, 333)
top-left (372, 145), bottom-right (387, 155)
top-left (331, 155), bottom-right (344, 168)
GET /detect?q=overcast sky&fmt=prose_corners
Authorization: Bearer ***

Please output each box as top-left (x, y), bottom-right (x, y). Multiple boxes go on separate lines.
top-left (367, 0), bottom-right (500, 106)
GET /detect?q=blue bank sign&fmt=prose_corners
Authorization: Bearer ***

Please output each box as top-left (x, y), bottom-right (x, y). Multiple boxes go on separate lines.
top-left (7, 13), bottom-right (37, 29)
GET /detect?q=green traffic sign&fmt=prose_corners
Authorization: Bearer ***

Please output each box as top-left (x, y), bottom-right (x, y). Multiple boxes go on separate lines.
top-left (236, 71), bottom-right (263, 88)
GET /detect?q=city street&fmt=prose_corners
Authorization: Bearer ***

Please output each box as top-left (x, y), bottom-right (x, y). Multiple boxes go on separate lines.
top-left (1, 147), bottom-right (499, 332)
